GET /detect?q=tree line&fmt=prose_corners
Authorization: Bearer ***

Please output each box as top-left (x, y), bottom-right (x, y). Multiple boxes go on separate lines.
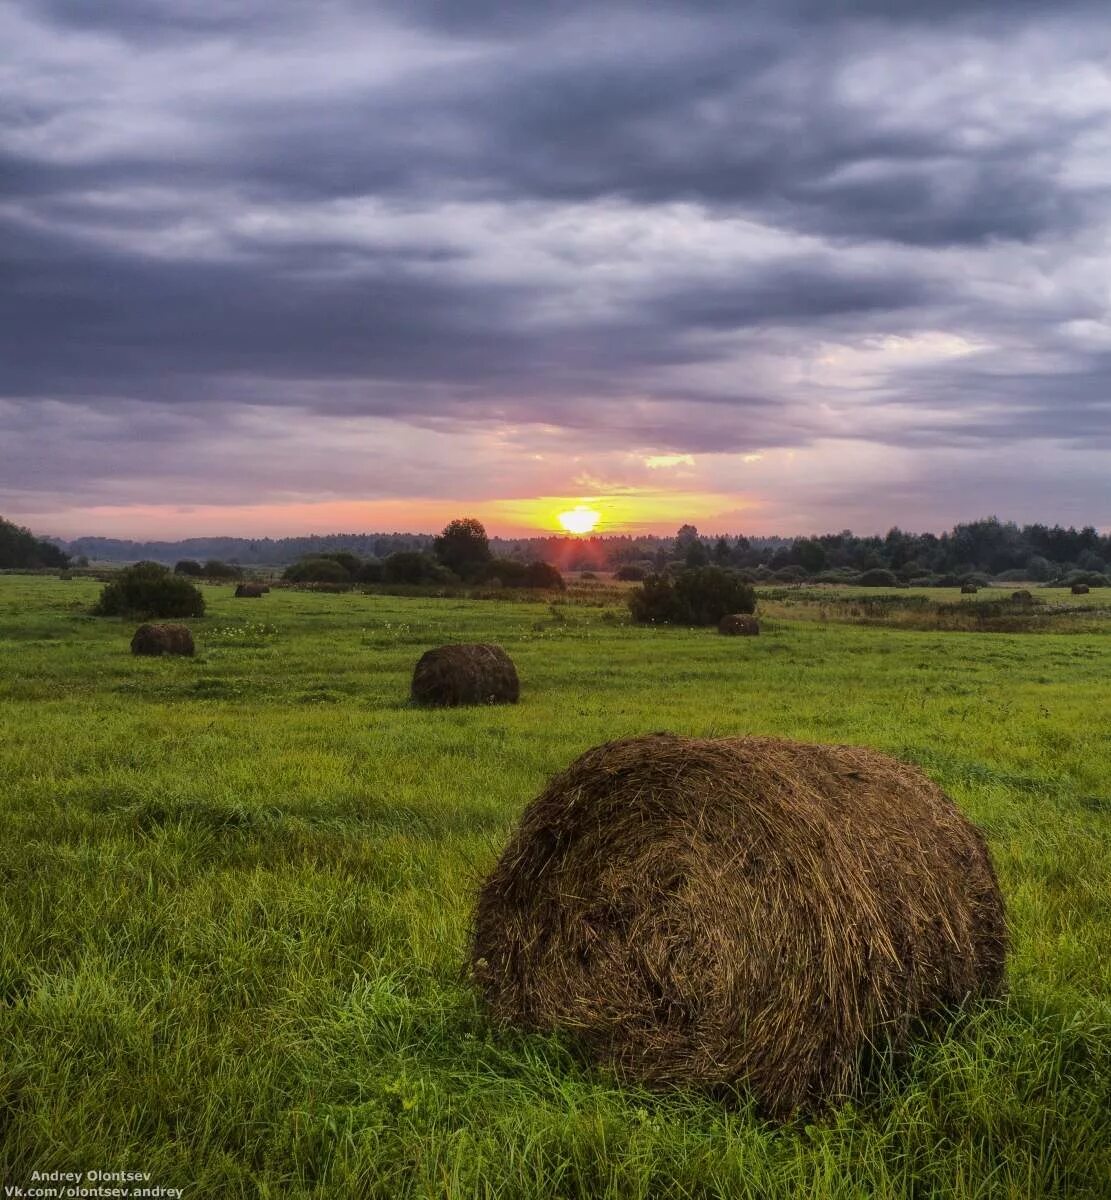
top-left (3, 514), bottom-right (1109, 583)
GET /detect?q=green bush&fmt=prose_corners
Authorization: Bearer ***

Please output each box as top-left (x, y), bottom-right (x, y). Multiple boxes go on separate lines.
top-left (283, 557), bottom-right (351, 584)
top-left (773, 565), bottom-right (807, 583)
top-left (628, 566), bottom-right (756, 626)
top-left (355, 559), bottom-right (383, 583)
top-left (857, 569), bottom-right (899, 587)
top-left (483, 558), bottom-right (529, 586)
top-left (93, 562), bottom-right (205, 618)
top-left (614, 565), bottom-right (647, 582)
top-left (203, 560), bottom-right (242, 580)
top-left (523, 561), bottom-right (565, 589)
top-left (174, 560), bottom-right (203, 576)
top-left (381, 551), bottom-right (454, 585)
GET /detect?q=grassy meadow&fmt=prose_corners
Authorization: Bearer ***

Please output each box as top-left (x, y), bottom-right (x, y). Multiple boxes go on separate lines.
top-left (1, 574), bottom-right (1110, 1198)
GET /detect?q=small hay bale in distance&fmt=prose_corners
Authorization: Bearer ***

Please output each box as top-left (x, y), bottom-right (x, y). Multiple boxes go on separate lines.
top-left (470, 733), bottom-right (1006, 1118)
top-left (1011, 589), bottom-right (1033, 602)
top-left (961, 582), bottom-right (978, 594)
top-left (234, 582), bottom-right (270, 597)
top-left (411, 643), bottom-right (519, 707)
top-left (718, 613), bottom-right (760, 636)
top-left (1071, 582), bottom-right (1090, 595)
top-left (130, 623), bottom-right (195, 657)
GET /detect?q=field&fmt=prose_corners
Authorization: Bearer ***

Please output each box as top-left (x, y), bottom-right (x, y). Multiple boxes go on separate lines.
top-left (1, 575), bottom-right (1110, 1198)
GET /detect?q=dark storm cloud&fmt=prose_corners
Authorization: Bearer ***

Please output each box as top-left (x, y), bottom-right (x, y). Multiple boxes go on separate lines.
top-left (2, 0), bottom-right (1111, 522)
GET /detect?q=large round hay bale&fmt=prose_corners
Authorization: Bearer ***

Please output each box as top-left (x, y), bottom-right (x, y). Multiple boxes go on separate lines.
top-left (235, 582), bottom-right (270, 597)
top-left (1011, 589), bottom-right (1033, 603)
top-left (470, 733), bottom-right (1006, 1117)
top-left (961, 583), bottom-right (978, 594)
top-left (1071, 582), bottom-right (1090, 595)
top-left (131, 623), bottom-right (195, 657)
top-left (411, 643), bottom-right (519, 706)
top-left (718, 613), bottom-right (760, 636)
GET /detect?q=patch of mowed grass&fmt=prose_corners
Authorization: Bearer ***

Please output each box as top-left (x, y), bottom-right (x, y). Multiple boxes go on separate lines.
top-left (1, 575), bottom-right (1109, 1198)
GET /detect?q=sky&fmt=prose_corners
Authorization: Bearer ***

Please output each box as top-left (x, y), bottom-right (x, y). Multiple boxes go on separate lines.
top-left (2, 0), bottom-right (1110, 540)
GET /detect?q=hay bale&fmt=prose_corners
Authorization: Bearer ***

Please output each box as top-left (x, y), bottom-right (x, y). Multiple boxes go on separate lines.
top-left (961, 583), bottom-right (978, 594)
top-left (235, 583), bottom-right (270, 597)
top-left (470, 733), bottom-right (1006, 1117)
top-left (130, 623), bottom-right (195, 657)
top-left (718, 613), bottom-right (760, 636)
top-left (1011, 590), bottom-right (1033, 602)
top-left (411, 643), bottom-right (519, 706)
top-left (1071, 583), bottom-right (1090, 595)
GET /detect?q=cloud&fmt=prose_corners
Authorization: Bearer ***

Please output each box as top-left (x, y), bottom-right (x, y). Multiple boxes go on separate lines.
top-left (1, 0), bottom-right (1110, 534)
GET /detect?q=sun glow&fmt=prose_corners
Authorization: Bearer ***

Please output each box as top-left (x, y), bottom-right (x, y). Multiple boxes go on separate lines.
top-left (557, 504), bottom-right (601, 534)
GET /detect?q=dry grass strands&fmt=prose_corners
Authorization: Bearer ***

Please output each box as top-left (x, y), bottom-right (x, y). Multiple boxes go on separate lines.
top-left (235, 583), bottom-right (270, 597)
top-left (718, 613), bottom-right (760, 636)
top-left (471, 733), bottom-right (1006, 1118)
top-left (131, 623), bottom-right (195, 657)
top-left (411, 643), bottom-right (519, 707)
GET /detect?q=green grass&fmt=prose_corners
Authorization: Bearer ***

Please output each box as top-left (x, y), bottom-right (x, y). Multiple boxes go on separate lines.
top-left (1, 576), bottom-right (1109, 1198)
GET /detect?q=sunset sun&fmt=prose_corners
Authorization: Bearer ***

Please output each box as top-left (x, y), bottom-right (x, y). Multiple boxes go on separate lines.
top-left (557, 505), bottom-right (601, 535)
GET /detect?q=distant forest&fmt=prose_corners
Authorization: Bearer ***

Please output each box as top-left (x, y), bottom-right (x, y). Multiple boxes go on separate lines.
top-left (8, 516), bottom-right (1106, 582)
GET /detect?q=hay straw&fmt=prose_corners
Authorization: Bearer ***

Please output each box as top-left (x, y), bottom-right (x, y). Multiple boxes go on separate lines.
top-left (131, 623), bottom-right (195, 657)
top-left (411, 643), bottom-right (519, 707)
top-left (470, 733), bottom-right (1006, 1117)
top-left (718, 613), bottom-right (760, 636)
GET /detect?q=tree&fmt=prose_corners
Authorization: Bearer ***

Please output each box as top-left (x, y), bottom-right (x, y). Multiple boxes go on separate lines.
top-left (174, 560), bottom-right (203, 576)
top-left (0, 515), bottom-right (69, 569)
top-left (712, 536), bottom-right (732, 565)
top-left (684, 539), bottom-right (709, 568)
top-left (793, 538), bottom-right (827, 574)
top-left (434, 518), bottom-right (491, 579)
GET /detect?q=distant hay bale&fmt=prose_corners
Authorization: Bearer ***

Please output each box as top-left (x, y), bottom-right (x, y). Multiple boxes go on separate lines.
top-left (718, 613), bottom-right (760, 636)
top-left (1072, 583), bottom-right (1090, 595)
top-left (411, 643), bottom-right (519, 707)
top-left (961, 583), bottom-right (978, 594)
top-left (1011, 590), bottom-right (1033, 603)
top-left (470, 733), bottom-right (1006, 1118)
top-left (235, 583), bottom-right (270, 597)
top-left (130, 623), bottom-right (195, 657)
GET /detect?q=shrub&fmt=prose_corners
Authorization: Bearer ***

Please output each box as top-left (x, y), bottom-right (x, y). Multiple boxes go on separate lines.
top-left (614, 565), bottom-right (647, 582)
top-left (203, 560), bottom-right (242, 580)
top-left (629, 566), bottom-right (756, 626)
top-left (382, 551), bottom-right (454, 585)
top-left (523, 561), bottom-right (565, 590)
top-left (94, 563), bottom-right (205, 618)
top-left (320, 551), bottom-right (361, 576)
top-left (857, 569), bottom-right (899, 588)
top-left (283, 557), bottom-right (351, 584)
top-left (1065, 570), bottom-right (1109, 588)
top-left (174, 560), bottom-right (203, 576)
top-left (773, 565), bottom-right (807, 583)
top-left (484, 558), bottom-right (529, 586)
top-left (354, 559), bottom-right (384, 584)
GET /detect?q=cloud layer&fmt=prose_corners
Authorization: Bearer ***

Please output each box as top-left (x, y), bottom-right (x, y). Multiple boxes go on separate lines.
top-left (2, 0), bottom-right (1110, 535)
